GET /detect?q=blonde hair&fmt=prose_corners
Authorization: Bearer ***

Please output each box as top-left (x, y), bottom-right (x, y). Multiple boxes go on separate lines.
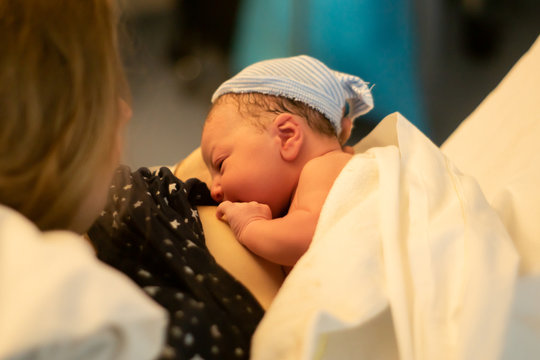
top-left (212, 93), bottom-right (337, 137)
top-left (0, 0), bottom-right (129, 230)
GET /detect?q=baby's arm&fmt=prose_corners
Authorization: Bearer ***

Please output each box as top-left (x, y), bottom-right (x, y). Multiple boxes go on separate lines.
top-left (217, 153), bottom-right (350, 266)
top-left (216, 200), bottom-right (318, 266)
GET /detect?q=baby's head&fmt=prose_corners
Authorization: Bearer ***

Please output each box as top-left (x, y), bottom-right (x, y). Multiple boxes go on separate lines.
top-left (211, 55), bottom-right (373, 139)
top-left (212, 91), bottom-right (337, 137)
top-left (201, 55), bottom-right (374, 215)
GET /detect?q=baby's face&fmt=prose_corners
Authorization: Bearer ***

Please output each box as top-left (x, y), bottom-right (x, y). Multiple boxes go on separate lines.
top-left (201, 102), bottom-right (295, 217)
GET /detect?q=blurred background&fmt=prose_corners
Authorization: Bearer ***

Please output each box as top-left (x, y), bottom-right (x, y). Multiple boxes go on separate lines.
top-left (118, 0), bottom-right (539, 169)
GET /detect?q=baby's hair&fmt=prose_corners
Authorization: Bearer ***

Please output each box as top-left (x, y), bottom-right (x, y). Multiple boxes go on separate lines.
top-left (212, 93), bottom-right (337, 138)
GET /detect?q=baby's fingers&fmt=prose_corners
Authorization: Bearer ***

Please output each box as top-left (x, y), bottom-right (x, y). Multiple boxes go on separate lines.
top-left (216, 200), bottom-right (233, 220)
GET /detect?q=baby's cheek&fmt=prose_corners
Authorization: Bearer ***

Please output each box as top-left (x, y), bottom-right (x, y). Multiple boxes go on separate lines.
top-left (220, 178), bottom-right (242, 202)
top-left (226, 180), bottom-right (258, 203)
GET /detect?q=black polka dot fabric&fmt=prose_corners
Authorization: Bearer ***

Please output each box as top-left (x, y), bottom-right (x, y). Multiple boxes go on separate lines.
top-left (88, 166), bottom-right (264, 359)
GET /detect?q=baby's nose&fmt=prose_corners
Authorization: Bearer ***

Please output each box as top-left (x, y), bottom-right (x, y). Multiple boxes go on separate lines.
top-left (210, 183), bottom-right (224, 203)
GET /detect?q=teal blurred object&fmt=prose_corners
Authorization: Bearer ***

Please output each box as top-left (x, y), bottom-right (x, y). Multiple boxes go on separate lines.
top-left (231, 0), bottom-right (429, 134)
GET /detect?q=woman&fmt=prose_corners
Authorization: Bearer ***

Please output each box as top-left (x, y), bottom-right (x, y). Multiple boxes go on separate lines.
top-left (0, 1), bottom-right (166, 358)
top-left (87, 140), bottom-right (285, 359)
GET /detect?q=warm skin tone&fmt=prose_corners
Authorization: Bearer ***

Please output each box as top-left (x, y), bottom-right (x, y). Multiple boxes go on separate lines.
top-left (173, 150), bottom-right (286, 309)
top-left (201, 99), bottom-right (352, 266)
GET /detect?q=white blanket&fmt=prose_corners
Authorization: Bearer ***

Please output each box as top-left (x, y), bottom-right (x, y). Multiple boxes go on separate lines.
top-left (0, 204), bottom-right (167, 360)
top-left (251, 113), bottom-right (518, 360)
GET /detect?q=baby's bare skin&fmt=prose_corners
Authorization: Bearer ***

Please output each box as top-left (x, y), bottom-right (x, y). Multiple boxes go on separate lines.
top-left (215, 150), bottom-right (351, 266)
top-left (202, 97), bottom-right (353, 267)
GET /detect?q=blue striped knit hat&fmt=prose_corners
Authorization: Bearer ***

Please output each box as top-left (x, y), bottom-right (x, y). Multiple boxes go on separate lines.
top-left (211, 55), bottom-right (374, 135)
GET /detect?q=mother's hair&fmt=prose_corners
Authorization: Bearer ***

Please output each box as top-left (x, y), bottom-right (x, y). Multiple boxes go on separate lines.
top-left (0, 0), bottom-right (129, 230)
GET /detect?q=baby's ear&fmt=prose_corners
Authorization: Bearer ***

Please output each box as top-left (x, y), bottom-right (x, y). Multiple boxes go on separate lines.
top-left (272, 113), bottom-right (303, 161)
top-left (338, 117), bottom-right (353, 145)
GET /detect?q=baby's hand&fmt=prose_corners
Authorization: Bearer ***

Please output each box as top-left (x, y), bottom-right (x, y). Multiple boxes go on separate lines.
top-left (216, 201), bottom-right (272, 243)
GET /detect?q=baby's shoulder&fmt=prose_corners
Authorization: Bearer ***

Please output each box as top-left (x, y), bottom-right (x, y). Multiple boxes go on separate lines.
top-left (295, 151), bottom-right (352, 196)
top-left (302, 151), bottom-right (352, 176)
